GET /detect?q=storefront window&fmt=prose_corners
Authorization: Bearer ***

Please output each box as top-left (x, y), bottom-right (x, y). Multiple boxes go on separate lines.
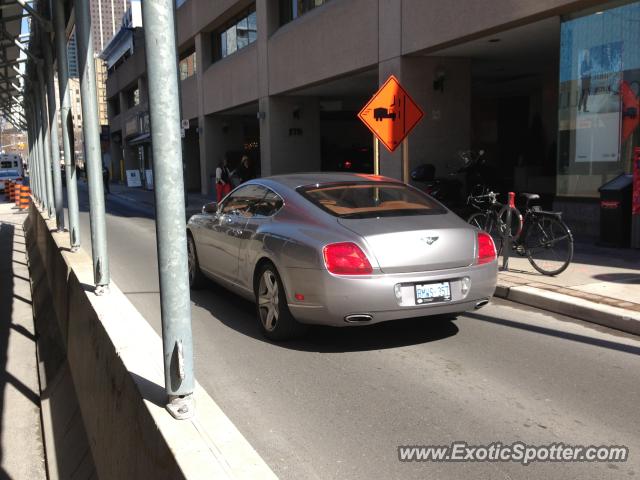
top-left (558, 1), bottom-right (640, 197)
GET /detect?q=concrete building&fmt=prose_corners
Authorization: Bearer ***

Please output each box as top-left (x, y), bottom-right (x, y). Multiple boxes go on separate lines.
top-left (104, 0), bottom-right (640, 236)
top-left (65, 1), bottom-right (130, 166)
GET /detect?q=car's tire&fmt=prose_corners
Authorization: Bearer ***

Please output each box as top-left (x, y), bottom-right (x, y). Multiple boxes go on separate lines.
top-left (187, 233), bottom-right (206, 289)
top-left (254, 261), bottom-right (305, 341)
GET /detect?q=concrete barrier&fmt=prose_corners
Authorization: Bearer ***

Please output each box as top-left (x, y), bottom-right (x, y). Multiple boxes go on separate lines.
top-left (25, 203), bottom-right (277, 479)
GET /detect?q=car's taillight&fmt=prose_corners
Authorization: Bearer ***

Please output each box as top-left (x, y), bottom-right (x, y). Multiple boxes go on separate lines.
top-left (477, 232), bottom-right (497, 265)
top-left (323, 242), bottom-right (373, 275)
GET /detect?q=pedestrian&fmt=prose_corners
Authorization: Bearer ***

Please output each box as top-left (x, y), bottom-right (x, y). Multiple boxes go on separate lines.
top-left (238, 155), bottom-right (254, 184)
top-left (102, 164), bottom-right (110, 194)
top-left (215, 157), bottom-right (233, 203)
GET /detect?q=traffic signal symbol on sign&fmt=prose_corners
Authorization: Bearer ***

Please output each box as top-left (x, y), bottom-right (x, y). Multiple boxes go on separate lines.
top-left (358, 75), bottom-right (424, 152)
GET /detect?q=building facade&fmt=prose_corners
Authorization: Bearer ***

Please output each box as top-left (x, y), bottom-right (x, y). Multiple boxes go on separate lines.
top-left (105, 0), bottom-right (640, 237)
top-left (66, 0), bottom-right (130, 165)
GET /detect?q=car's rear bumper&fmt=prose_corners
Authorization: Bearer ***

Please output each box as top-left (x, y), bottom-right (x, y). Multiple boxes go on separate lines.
top-left (285, 261), bottom-right (497, 327)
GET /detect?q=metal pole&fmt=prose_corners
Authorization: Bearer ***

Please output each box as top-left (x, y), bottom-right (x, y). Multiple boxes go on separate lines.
top-left (141, 0), bottom-right (195, 419)
top-left (27, 109), bottom-right (39, 203)
top-left (37, 68), bottom-right (55, 219)
top-left (373, 137), bottom-right (379, 175)
top-left (75, 0), bottom-right (110, 292)
top-left (26, 112), bottom-right (38, 201)
top-left (54, 0), bottom-right (80, 249)
top-left (402, 137), bottom-right (409, 183)
top-left (32, 109), bottom-right (42, 205)
top-left (34, 89), bottom-right (51, 216)
top-left (43, 39), bottom-right (65, 231)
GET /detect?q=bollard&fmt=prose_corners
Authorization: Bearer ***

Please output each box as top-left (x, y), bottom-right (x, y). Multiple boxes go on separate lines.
top-left (15, 180), bottom-right (23, 208)
top-left (501, 191), bottom-right (516, 272)
top-left (20, 185), bottom-right (31, 210)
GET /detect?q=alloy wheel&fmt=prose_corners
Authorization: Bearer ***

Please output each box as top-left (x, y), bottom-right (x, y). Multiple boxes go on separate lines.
top-left (258, 270), bottom-right (279, 331)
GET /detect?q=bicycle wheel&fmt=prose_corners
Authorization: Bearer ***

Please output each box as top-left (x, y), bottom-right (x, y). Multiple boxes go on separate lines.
top-left (467, 212), bottom-right (495, 233)
top-left (524, 216), bottom-right (574, 276)
top-left (468, 211), bottom-right (504, 254)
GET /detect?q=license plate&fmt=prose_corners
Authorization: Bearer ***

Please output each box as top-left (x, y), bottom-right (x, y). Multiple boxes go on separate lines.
top-left (415, 282), bottom-right (451, 304)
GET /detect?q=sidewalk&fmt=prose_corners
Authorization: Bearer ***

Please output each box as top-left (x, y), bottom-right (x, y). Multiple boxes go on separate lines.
top-left (495, 241), bottom-right (640, 335)
top-left (106, 181), bottom-right (212, 218)
top-left (0, 201), bottom-right (47, 479)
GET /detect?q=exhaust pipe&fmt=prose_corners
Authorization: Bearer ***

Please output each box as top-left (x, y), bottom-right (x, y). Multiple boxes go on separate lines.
top-left (344, 314), bottom-right (373, 323)
top-left (474, 299), bottom-right (489, 309)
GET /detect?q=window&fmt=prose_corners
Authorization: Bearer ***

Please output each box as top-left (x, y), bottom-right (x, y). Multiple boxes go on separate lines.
top-left (179, 50), bottom-right (196, 80)
top-left (298, 182), bottom-right (447, 219)
top-left (220, 184), bottom-right (268, 216)
top-left (251, 189), bottom-right (284, 217)
top-left (214, 6), bottom-right (257, 61)
top-left (124, 87), bottom-right (140, 108)
top-left (280, 0), bottom-right (330, 25)
top-left (557, 2), bottom-right (640, 197)
top-left (109, 97), bottom-right (120, 116)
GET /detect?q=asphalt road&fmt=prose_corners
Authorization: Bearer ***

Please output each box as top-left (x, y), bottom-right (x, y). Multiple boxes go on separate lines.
top-left (72, 186), bottom-right (640, 480)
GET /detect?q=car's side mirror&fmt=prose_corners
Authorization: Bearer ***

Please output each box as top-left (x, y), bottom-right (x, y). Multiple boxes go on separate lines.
top-left (202, 202), bottom-right (217, 214)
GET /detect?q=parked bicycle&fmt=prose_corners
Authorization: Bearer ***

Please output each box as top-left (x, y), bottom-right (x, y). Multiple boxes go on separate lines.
top-left (467, 189), bottom-right (574, 276)
top-left (466, 188), bottom-right (523, 243)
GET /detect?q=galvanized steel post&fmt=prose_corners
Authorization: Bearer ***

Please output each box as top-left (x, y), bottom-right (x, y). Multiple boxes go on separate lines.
top-left (54, 0), bottom-right (80, 250)
top-left (141, 0), bottom-right (195, 419)
top-left (42, 37), bottom-right (65, 231)
top-left (26, 110), bottom-right (39, 202)
top-left (74, 0), bottom-right (110, 292)
top-left (33, 89), bottom-right (51, 216)
top-left (36, 68), bottom-right (55, 219)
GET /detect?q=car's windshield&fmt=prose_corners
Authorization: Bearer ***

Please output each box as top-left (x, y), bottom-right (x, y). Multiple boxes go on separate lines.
top-left (298, 182), bottom-right (446, 219)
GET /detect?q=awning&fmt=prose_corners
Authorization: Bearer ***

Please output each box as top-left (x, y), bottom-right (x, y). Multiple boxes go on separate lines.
top-left (127, 133), bottom-right (151, 146)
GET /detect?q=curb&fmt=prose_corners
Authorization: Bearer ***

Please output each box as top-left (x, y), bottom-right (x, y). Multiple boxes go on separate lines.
top-left (494, 283), bottom-right (640, 336)
top-left (107, 192), bottom-right (203, 218)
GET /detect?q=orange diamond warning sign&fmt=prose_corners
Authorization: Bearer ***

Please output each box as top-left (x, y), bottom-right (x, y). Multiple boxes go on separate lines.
top-left (358, 75), bottom-right (424, 152)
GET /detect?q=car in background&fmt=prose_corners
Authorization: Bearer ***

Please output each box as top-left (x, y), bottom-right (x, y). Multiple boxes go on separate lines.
top-left (186, 173), bottom-right (498, 340)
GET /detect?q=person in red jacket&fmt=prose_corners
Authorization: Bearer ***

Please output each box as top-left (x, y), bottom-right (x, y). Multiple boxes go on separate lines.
top-left (215, 157), bottom-right (233, 203)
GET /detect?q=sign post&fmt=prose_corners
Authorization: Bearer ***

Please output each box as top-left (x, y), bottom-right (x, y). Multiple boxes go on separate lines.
top-left (358, 75), bottom-right (424, 179)
top-left (373, 138), bottom-right (379, 175)
top-left (402, 137), bottom-right (409, 183)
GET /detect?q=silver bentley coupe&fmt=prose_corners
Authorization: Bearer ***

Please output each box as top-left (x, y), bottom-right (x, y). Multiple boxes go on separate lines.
top-left (186, 173), bottom-right (498, 340)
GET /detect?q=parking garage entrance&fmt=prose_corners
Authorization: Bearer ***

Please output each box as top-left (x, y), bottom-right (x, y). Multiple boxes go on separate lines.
top-left (283, 69), bottom-right (378, 174)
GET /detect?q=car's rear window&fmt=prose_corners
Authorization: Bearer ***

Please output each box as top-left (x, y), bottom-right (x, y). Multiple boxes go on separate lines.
top-left (298, 182), bottom-right (447, 219)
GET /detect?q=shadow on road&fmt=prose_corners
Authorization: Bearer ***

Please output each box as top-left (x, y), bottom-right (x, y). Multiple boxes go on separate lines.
top-left (591, 273), bottom-right (640, 284)
top-left (191, 279), bottom-right (459, 353)
top-left (467, 311), bottom-right (640, 356)
top-left (0, 222), bottom-right (13, 477)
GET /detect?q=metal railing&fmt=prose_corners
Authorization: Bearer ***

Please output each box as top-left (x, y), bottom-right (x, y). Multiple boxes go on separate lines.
top-left (9, 0), bottom-right (195, 419)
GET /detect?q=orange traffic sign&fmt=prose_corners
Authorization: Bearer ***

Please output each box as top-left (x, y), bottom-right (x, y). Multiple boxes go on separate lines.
top-left (358, 75), bottom-right (424, 152)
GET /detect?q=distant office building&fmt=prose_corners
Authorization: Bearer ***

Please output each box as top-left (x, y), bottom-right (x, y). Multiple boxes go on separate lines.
top-left (67, 30), bottom-right (79, 78)
top-left (91, 0), bottom-right (130, 54)
top-left (67, 0), bottom-right (129, 128)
